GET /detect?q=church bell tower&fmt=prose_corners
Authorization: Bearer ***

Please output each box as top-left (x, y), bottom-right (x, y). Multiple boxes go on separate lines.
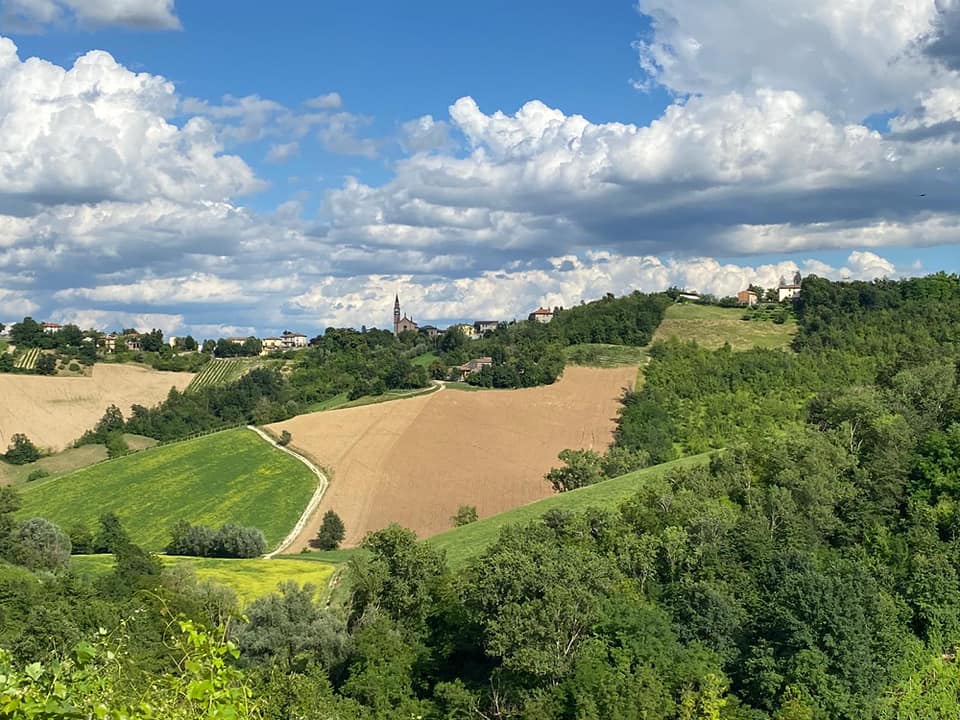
top-left (393, 294), bottom-right (401, 335)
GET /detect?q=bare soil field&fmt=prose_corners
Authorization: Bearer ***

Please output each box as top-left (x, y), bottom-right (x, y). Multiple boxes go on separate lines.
top-left (268, 366), bottom-right (637, 549)
top-left (0, 364), bottom-right (193, 452)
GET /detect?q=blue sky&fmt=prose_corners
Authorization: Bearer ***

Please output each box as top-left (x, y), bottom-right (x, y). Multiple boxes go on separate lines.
top-left (1, 0), bottom-right (959, 336)
top-left (11, 2), bottom-right (666, 214)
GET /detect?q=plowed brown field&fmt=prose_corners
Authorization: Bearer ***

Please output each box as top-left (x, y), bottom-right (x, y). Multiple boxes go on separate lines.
top-left (267, 366), bottom-right (637, 549)
top-left (0, 364), bottom-right (193, 452)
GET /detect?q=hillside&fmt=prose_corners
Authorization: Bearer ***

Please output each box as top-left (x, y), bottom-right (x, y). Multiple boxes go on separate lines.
top-left (652, 302), bottom-right (796, 349)
top-left (16, 428), bottom-right (316, 550)
top-left (0, 364), bottom-right (194, 451)
top-left (268, 365), bottom-right (637, 548)
top-left (0, 433), bottom-right (156, 485)
top-left (187, 356), bottom-right (282, 392)
top-left (426, 452), bottom-right (712, 568)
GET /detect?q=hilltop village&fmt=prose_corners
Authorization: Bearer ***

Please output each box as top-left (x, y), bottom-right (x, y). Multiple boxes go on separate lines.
top-left (0, 275), bottom-right (801, 384)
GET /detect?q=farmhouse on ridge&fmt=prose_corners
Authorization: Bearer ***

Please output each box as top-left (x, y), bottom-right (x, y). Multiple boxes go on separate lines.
top-left (737, 289), bottom-right (758, 306)
top-left (262, 331), bottom-right (309, 353)
top-left (778, 272), bottom-right (803, 301)
top-left (528, 307), bottom-right (553, 323)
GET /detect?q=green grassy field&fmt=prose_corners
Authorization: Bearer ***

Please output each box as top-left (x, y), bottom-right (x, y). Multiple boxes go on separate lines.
top-left (70, 555), bottom-right (335, 604)
top-left (653, 303), bottom-right (797, 350)
top-left (426, 453), bottom-right (713, 568)
top-left (17, 428), bottom-right (316, 550)
top-left (442, 381), bottom-right (486, 391)
top-left (411, 351), bottom-right (438, 367)
top-left (0, 434), bottom-right (157, 486)
top-left (564, 343), bottom-right (649, 367)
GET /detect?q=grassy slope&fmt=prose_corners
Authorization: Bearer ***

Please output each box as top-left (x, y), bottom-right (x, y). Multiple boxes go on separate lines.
top-left (70, 555), bottom-right (335, 604)
top-left (0, 434), bottom-right (158, 486)
top-left (411, 351), bottom-right (438, 367)
top-left (420, 453), bottom-right (712, 568)
top-left (564, 343), bottom-right (649, 367)
top-left (17, 428), bottom-right (316, 550)
top-left (303, 383), bottom-right (440, 413)
top-left (653, 303), bottom-right (796, 350)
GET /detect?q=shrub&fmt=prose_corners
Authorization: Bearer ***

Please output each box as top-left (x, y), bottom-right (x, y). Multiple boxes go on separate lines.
top-left (166, 521), bottom-right (266, 558)
top-left (35, 353), bottom-right (56, 375)
top-left (105, 431), bottom-right (130, 459)
top-left (14, 517), bottom-right (71, 571)
top-left (314, 510), bottom-right (345, 550)
top-left (77, 405), bottom-right (125, 446)
top-left (545, 448), bottom-right (604, 492)
top-left (215, 524), bottom-right (267, 558)
top-left (92, 512), bottom-right (130, 554)
top-left (167, 520), bottom-right (215, 556)
top-left (4, 433), bottom-right (41, 465)
top-left (26, 468), bottom-right (50, 482)
top-left (277, 430), bottom-right (292, 446)
top-left (68, 523), bottom-right (94, 554)
top-left (68, 361), bottom-right (80, 372)
top-left (451, 505), bottom-right (478, 527)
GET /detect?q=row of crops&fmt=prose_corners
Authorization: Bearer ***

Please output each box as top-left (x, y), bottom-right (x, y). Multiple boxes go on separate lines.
top-left (13, 347), bottom-right (41, 370)
top-left (187, 358), bottom-right (260, 392)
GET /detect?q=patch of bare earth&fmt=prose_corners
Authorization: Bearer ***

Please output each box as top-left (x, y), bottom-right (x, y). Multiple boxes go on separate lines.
top-left (268, 366), bottom-right (637, 549)
top-left (0, 364), bottom-right (193, 452)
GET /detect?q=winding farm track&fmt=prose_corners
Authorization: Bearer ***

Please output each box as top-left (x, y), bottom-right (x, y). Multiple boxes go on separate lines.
top-left (247, 425), bottom-right (330, 558)
top-left (268, 366), bottom-right (637, 549)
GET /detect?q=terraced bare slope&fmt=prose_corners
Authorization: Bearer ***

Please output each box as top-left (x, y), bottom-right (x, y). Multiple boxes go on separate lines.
top-left (0, 364), bottom-right (194, 451)
top-left (268, 366), bottom-right (637, 549)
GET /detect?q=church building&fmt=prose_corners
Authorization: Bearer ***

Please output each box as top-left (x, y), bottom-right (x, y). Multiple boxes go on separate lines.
top-left (393, 295), bottom-right (419, 335)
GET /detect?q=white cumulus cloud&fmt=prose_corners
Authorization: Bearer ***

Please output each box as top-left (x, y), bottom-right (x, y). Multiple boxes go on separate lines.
top-left (1, 0), bottom-right (179, 31)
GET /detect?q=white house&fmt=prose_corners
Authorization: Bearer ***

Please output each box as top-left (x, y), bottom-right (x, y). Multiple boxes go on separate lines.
top-left (528, 307), bottom-right (554, 323)
top-left (474, 320), bottom-right (499, 335)
top-left (778, 272), bottom-right (803, 301)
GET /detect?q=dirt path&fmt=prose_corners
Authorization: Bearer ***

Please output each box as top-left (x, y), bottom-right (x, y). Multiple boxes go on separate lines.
top-left (247, 425), bottom-right (330, 558)
top-left (268, 366), bottom-right (637, 549)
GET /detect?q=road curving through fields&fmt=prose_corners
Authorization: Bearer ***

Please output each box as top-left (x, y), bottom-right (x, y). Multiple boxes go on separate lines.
top-left (247, 424), bottom-right (330, 558)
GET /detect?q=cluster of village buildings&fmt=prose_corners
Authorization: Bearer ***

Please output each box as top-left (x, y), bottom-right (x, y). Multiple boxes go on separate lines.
top-left (392, 295), bottom-right (557, 380)
top-left (3, 277), bottom-right (802, 376)
top-left (392, 294), bottom-right (554, 339)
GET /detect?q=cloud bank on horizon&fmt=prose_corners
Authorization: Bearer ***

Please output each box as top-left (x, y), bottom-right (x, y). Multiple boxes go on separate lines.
top-left (0, 0), bottom-right (958, 335)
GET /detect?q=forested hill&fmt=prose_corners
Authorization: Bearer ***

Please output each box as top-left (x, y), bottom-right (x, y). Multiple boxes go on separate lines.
top-left (6, 274), bottom-right (960, 718)
top-left (616, 273), bottom-right (960, 462)
top-left (795, 272), bottom-right (960, 362)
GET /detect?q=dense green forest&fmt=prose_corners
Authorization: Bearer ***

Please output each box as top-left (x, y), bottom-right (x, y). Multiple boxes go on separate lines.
top-left (6, 274), bottom-right (960, 717)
